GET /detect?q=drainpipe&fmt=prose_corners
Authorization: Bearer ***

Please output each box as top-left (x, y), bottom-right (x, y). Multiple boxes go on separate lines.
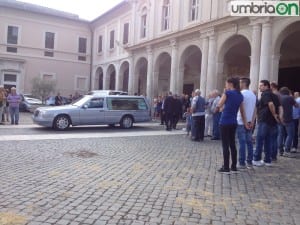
top-left (89, 26), bottom-right (94, 91)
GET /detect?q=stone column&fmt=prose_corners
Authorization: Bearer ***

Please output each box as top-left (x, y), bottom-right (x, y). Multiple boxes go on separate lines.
top-left (249, 23), bottom-right (261, 91)
top-left (270, 54), bottom-right (281, 83)
top-left (103, 65), bottom-right (108, 90)
top-left (115, 63), bottom-right (120, 90)
top-left (200, 35), bottom-right (209, 97)
top-left (259, 21), bottom-right (272, 82)
top-left (170, 38), bottom-right (178, 94)
top-left (130, 0), bottom-right (137, 44)
top-left (206, 32), bottom-right (217, 97)
top-left (146, 46), bottom-right (153, 99)
top-left (128, 53), bottom-right (134, 95)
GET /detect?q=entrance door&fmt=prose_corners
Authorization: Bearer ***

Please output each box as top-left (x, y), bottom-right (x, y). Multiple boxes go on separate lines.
top-left (2, 73), bottom-right (18, 91)
top-left (183, 84), bottom-right (194, 96)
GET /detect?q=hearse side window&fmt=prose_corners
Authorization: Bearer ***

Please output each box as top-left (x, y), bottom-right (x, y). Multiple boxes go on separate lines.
top-left (88, 98), bottom-right (104, 108)
top-left (107, 98), bottom-right (148, 110)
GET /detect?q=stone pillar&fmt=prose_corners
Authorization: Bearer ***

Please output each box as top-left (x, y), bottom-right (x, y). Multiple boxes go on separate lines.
top-left (270, 54), bottom-right (281, 83)
top-left (146, 46), bottom-right (153, 99)
top-left (206, 33), bottom-right (217, 97)
top-left (249, 23), bottom-right (261, 91)
top-left (170, 38), bottom-right (178, 94)
top-left (130, 0), bottom-right (137, 44)
top-left (102, 65), bottom-right (108, 90)
top-left (200, 36), bottom-right (209, 98)
top-left (259, 21), bottom-right (272, 82)
top-left (115, 64), bottom-right (120, 90)
top-left (128, 53), bottom-right (134, 95)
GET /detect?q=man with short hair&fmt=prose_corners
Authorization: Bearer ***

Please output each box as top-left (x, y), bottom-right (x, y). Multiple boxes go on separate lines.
top-left (237, 78), bottom-right (256, 169)
top-left (253, 80), bottom-right (280, 166)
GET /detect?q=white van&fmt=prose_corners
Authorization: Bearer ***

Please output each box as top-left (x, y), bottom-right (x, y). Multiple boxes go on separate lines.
top-left (32, 95), bottom-right (151, 130)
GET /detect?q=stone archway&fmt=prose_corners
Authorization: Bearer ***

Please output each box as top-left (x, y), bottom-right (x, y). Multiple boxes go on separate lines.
top-left (276, 22), bottom-right (300, 92)
top-left (218, 35), bottom-right (251, 90)
top-left (154, 52), bottom-right (171, 96)
top-left (119, 61), bottom-right (129, 92)
top-left (94, 67), bottom-right (104, 90)
top-left (134, 57), bottom-right (148, 95)
top-left (179, 45), bottom-right (202, 95)
top-left (107, 64), bottom-right (116, 90)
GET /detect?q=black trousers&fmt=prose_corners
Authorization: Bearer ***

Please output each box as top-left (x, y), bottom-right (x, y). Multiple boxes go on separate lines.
top-left (220, 124), bottom-right (237, 170)
top-left (165, 113), bottom-right (173, 130)
top-left (192, 115), bottom-right (205, 140)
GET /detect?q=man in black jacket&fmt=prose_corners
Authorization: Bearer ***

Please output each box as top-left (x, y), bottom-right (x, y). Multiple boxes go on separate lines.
top-left (164, 91), bottom-right (175, 131)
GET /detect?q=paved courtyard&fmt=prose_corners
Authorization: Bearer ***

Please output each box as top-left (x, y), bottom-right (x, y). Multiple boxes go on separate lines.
top-left (0, 113), bottom-right (299, 225)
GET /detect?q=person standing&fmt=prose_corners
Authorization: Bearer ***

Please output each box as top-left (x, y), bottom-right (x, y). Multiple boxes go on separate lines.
top-left (292, 92), bottom-right (300, 152)
top-left (55, 92), bottom-right (63, 106)
top-left (0, 85), bottom-right (5, 124)
top-left (7, 87), bottom-right (21, 125)
top-left (191, 89), bottom-right (206, 141)
top-left (173, 94), bottom-right (182, 129)
top-left (253, 80), bottom-right (280, 166)
top-left (236, 78), bottom-right (257, 169)
top-left (217, 77), bottom-right (246, 174)
top-left (204, 92), bottom-right (214, 137)
top-left (163, 91), bottom-right (175, 131)
top-left (278, 87), bottom-right (297, 157)
top-left (211, 90), bottom-right (221, 140)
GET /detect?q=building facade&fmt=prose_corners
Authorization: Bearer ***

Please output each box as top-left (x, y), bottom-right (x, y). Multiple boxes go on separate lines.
top-left (0, 0), bottom-right (91, 96)
top-left (1, 0), bottom-right (300, 99)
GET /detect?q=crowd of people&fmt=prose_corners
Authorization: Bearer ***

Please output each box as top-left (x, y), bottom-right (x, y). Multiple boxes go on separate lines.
top-left (152, 77), bottom-right (300, 174)
top-left (0, 86), bottom-right (21, 125)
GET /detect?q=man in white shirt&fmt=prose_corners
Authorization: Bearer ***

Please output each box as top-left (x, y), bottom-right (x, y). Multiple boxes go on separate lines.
top-left (236, 78), bottom-right (257, 168)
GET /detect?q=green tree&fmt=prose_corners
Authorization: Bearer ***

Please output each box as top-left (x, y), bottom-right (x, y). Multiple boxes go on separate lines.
top-left (31, 77), bottom-right (56, 103)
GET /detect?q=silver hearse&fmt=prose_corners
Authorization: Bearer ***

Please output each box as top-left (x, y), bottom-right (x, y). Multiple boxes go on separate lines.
top-left (32, 95), bottom-right (151, 130)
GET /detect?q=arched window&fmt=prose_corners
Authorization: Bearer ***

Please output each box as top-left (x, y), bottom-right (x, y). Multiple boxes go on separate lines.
top-left (140, 7), bottom-right (147, 38)
top-left (190, 0), bottom-right (200, 21)
top-left (162, 0), bottom-right (170, 31)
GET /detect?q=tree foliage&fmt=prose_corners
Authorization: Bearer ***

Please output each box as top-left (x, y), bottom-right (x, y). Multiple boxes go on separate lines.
top-left (31, 77), bottom-right (56, 103)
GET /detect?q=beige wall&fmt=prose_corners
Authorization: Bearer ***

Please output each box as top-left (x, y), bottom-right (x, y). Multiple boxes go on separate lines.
top-left (0, 5), bottom-right (91, 96)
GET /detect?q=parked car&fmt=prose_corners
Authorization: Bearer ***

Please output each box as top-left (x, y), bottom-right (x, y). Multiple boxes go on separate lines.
top-left (19, 94), bottom-right (44, 112)
top-left (87, 90), bottom-right (128, 96)
top-left (45, 96), bottom-right (72, 106)
top-left (32, 95), bottom-right (151, 130)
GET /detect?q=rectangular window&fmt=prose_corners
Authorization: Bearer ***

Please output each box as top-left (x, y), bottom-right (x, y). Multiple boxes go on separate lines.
top-left (162, 0), bottom-right (170, 31)
top-left (190, 0), bottom-right (199, 21)
top-left (110, 30), bottom-right (115, 49)
top-left (42, 74), bottom-right (54, 81)
top-left (4, 74), bottom-right (17, 82)
top-left (98, 35), bottom-right (103, 53)
top-left (45, 32), bottom-right (55, 49)
top-left (141, 15), bottom-right (147, 38)
top-left (78, 37), bottom-right (87, 61)
top-left (78, 37), bottom-right (87, 53)
top-left (7, 25), bottom-right (18, 53)
top-left (107, 98), bottom-right (148, 110)
top-left (123, 23), bottom-right (129, 45)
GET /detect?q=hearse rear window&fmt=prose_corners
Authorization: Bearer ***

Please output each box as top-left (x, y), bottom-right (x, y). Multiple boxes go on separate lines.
top-left (107, 98), bottom-right (148, 110)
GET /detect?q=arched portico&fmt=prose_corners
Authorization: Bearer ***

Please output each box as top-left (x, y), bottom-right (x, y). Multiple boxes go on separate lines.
top-left (119, 61), bottom-right (129, 92)
top-left (217, 35), bottom-right (251, 91)
top-left (154, 52), bottom-right (171, 96)
top-left (134, 57), bottom-right (148, 95)
top-left (274, 21), bottom-right (300, 92)
top-left (179, 45), bottom-right (202, 95)
top-left (106, 64), bottom-right (116, 90)
top-left (94, 67), bottom-right (104, 90)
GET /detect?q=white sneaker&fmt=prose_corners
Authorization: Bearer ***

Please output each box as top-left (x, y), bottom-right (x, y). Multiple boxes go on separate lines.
top-left (252, 160), bottom-right (264, 167)
top-left (265, 162), bottom-right (272, 167)
top-left (291, 148), bottom-right (297, 153)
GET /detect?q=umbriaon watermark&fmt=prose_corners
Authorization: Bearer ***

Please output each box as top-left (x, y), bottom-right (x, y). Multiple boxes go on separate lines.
top-left (230, 1), bottom-right (300, 16)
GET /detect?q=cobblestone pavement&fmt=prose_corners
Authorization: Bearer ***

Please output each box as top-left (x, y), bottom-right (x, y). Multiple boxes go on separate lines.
top-left (0, 113), bottom-right (299, 225)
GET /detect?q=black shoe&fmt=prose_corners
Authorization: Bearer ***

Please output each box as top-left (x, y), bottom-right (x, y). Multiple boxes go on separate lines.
top-left (211, 137), bottom-right (220, 140)
top-left (218, 167), bottom-right (230, 174)
top-left (231, 167), bottom-right (239, 173)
